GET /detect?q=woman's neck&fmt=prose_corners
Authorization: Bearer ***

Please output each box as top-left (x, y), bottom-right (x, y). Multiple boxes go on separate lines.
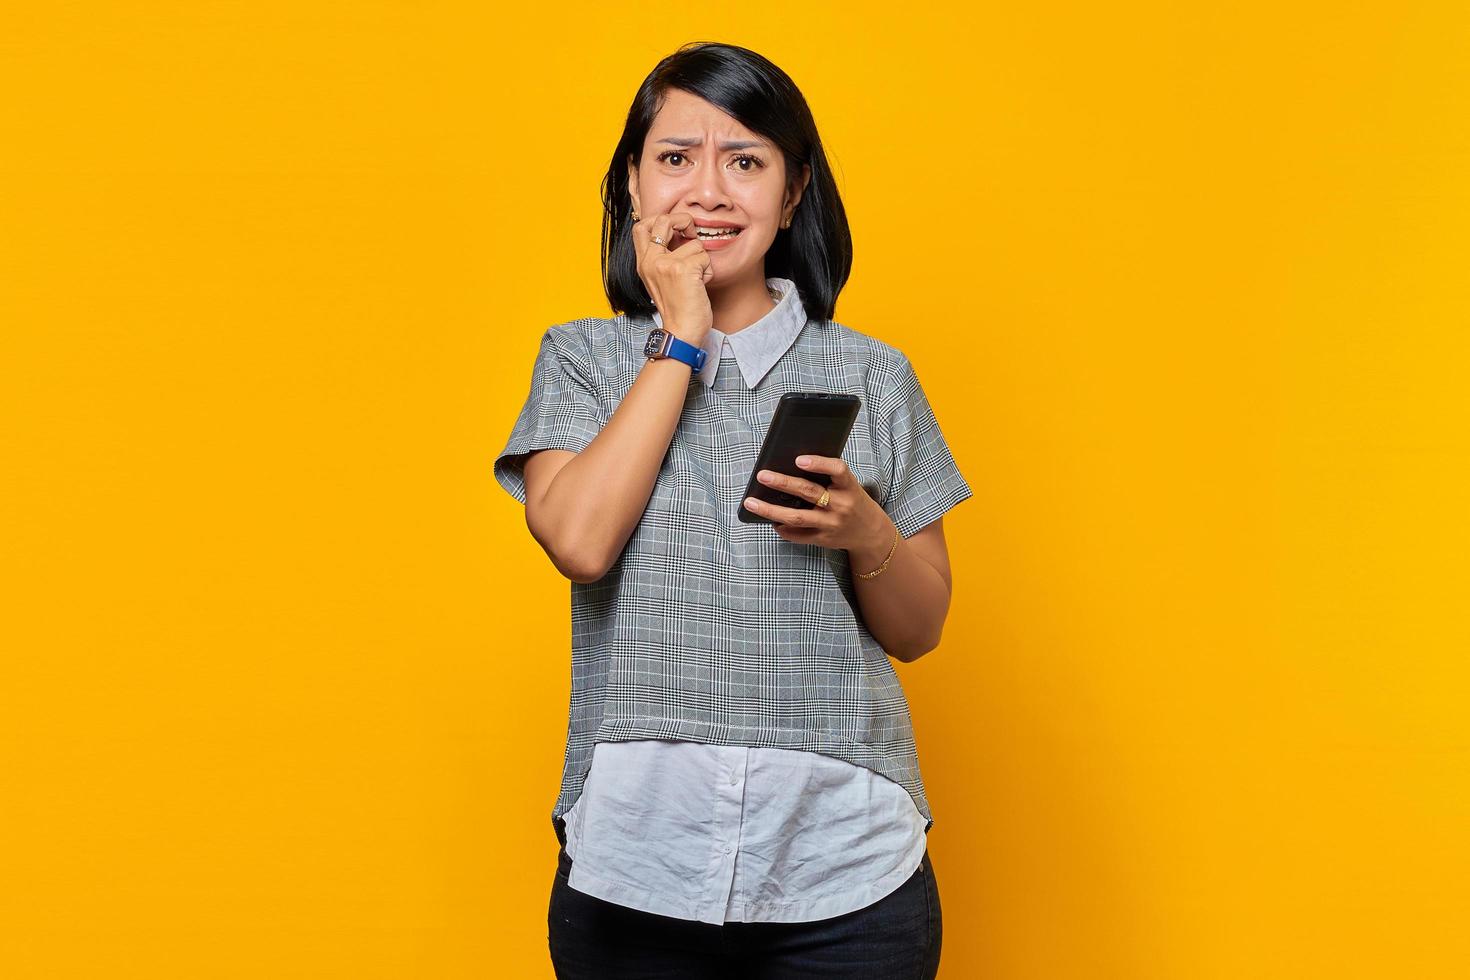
top-left (708, 277), bottom-right (780, 335)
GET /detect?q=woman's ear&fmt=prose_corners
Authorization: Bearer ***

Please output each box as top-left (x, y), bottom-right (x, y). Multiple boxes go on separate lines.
top-left (785, 163), bottom-right (812, 215)
top-left (626, 155), bottom-right (640, 215)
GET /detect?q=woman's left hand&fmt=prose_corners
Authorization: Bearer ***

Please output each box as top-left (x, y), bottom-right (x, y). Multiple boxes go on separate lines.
top-left (744, 455), bottom-right (891, 551)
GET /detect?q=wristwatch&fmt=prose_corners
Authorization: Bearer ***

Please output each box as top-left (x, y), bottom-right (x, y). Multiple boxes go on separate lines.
top-left (643, 327), bottom-right (708, 373)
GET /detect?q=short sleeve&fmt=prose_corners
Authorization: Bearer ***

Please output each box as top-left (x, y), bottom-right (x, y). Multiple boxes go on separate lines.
top-left (493, 328), bottom-right (606, 505)
top-left (879, 354), bottom-right (975, 539)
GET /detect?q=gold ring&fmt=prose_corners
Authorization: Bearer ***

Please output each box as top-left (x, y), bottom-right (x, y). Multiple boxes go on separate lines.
top-left (815, 489), bottom-right (831, 508)
top-left (651, 235), bottom-right (667, 247)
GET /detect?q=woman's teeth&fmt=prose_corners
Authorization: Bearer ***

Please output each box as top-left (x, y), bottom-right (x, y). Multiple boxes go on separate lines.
top-left (695, 227), bottom-right (741, 239)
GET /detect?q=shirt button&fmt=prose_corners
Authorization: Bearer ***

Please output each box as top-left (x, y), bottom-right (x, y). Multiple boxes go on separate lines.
top-left (729, 772), bottom-right (739, 786)
top-left (723, 845), bottom-right (731, 854)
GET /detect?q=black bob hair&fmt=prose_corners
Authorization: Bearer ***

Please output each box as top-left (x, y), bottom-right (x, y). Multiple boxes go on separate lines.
top-left (601, 42), bottom-right (853, 324)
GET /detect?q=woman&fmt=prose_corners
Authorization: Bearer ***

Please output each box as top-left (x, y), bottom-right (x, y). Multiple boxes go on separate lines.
top-left (494, 42), bottom-right (972, 979)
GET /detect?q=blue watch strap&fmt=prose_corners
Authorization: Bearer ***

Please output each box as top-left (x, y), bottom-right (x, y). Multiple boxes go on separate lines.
top-left (664, 333), bottom-right (708, 372)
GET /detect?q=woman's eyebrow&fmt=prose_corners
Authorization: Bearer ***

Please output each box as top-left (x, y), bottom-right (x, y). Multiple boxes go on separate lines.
top-left (655, 136), bottom-right (767, 151)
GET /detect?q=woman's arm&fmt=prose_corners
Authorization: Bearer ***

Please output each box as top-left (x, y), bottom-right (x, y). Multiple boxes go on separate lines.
top-left (848, 517), bottom-right (954, 663)
top-left (521, 356), bottom-right (694, 583)
top-left (519, 210), bottom-right (720, 583)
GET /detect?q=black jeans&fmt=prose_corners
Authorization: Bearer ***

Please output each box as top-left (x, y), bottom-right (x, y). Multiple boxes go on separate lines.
top-left (548, 843), bottom-right (942, 979)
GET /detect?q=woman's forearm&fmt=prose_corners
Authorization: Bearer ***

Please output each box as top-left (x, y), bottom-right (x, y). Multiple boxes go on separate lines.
top-left (536, 357), bottom-right (694, 581)
top-left (849, 524), bottom-right (951, 662)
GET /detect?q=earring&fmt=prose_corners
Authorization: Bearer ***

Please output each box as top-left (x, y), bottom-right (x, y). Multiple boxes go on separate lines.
top-left (631, 209), bottom-right (640, 222)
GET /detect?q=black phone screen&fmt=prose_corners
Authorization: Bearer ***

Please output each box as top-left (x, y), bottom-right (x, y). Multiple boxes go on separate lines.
top-left (738, 392), bottom-right (861, 524)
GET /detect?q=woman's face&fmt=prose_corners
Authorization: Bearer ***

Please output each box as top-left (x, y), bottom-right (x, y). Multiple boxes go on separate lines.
top-left (628, 88), bottom-right (808, 284)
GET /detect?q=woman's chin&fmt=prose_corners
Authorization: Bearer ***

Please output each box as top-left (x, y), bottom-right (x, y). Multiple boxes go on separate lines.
top-left (704, 251), bottom-right (754, 278)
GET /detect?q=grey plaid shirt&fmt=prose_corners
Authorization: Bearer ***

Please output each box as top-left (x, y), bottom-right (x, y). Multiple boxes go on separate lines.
top-left (494, 278), bottom-right (974, 843)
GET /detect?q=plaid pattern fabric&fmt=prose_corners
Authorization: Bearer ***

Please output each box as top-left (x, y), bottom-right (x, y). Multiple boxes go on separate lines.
top-left (494, 300), bottom-right (974, 840)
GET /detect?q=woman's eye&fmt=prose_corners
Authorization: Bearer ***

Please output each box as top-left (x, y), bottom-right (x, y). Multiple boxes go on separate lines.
top-left (654, 151), bottom-right (765, 172)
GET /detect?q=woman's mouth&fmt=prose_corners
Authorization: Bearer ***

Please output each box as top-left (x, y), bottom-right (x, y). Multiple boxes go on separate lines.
top-left (693, 226), bottom-right (743, 240)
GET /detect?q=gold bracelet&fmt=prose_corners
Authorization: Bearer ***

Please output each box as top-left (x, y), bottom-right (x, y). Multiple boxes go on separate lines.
top-left (856, 526), bottom-right (901, 579)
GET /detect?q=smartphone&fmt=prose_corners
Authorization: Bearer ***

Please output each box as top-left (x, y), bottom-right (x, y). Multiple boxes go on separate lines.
top-left (738, 392), bottom-right (861, 524)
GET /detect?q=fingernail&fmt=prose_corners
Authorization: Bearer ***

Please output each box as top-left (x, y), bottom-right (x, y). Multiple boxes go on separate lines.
top-left (756, 471), bottom-right (773, 483)
top-left (796, 455), bottom-right (811, 466)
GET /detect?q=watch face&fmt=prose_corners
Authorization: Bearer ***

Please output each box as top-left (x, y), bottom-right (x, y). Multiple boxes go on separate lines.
top-left (643, 328), bottom-right (667, 358)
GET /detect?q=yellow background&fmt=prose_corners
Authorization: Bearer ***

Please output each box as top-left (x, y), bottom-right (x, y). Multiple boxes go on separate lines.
top-left (3, 3), bottom-right (1466, 977)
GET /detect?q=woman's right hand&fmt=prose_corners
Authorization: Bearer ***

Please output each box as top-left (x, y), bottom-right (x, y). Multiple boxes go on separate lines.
top-left (632, 211), bottom-right (714, 345)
